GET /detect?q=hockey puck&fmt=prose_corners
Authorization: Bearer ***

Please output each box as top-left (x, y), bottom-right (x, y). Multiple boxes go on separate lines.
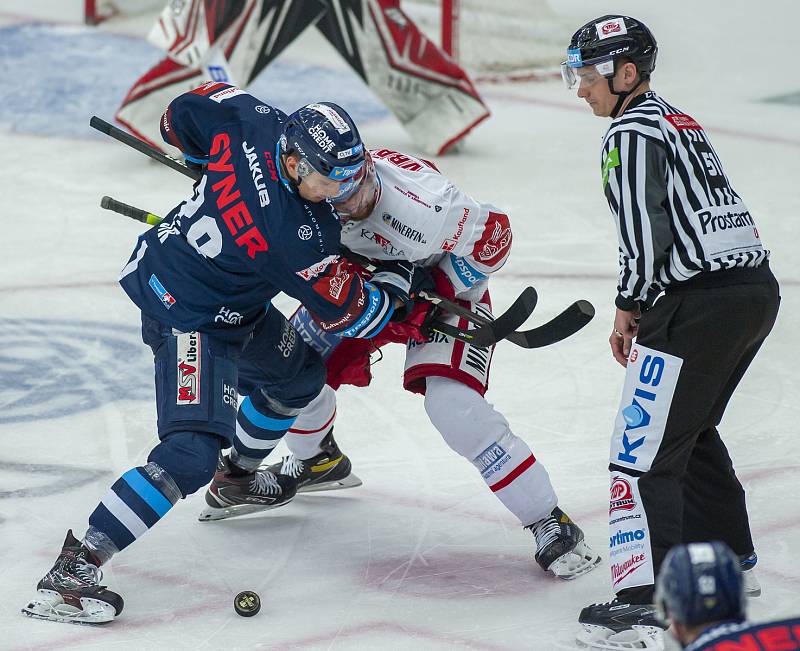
top-left (234, 591), bottom-right (261, 617)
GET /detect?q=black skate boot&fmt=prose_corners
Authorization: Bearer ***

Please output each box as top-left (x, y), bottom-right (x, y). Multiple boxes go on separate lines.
top-left (526, 507), bottom-right (601, 580)
top-left (576, 599), bottom-right (666, 649)
top-left (266, 429), bottom-right (362, 493)
top-left (22, 530), bottom-right (123, 624)
top-left (198, 455), bottom-right (297, 522)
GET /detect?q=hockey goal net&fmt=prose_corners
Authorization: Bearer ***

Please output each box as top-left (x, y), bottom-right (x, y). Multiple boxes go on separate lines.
top-left (404, 0), bottom-right (573, 82)
top-left (85, 0), bottom-right (572, 81)
top-left (84, 0), bottom-right (163, 25)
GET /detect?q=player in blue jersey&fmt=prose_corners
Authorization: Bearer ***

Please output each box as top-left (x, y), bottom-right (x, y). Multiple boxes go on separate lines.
top-left (22, 83), bottom-right (430, 624)
top-left (654, 542), bottom-right (800, 651)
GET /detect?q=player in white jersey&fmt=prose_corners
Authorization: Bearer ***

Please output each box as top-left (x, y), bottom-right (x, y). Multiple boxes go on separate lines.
top-left (201, 146), bottom-right (601, 580)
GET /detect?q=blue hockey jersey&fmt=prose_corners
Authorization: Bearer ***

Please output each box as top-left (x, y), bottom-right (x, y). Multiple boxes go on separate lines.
top-left (686, 616), bottom-right (800, 650)
top-left (119, 82), bottom-right (394, 340)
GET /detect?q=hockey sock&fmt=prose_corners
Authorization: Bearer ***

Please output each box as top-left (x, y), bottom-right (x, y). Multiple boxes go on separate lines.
top-left (87, 462), bottom-right (182, 554)
top-left (231, 394), bottom-right (299, 470)
top-left (283, 385), bottom-right (337, 460)
top-left (424, 376), bottom-right (557, 525)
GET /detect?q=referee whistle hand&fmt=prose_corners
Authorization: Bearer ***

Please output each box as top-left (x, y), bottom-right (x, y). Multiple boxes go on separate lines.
top-left (610, 307), bottom-right (640, 367)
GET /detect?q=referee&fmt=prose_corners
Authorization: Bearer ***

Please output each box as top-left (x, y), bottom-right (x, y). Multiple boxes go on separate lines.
top-left (560, 15), bottom-right (781, 639)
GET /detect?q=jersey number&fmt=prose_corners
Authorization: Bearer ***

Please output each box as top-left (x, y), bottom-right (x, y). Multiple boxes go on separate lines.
top-left (178, 178), bottom-right (223, 259)
top-left (187, 216), bottom-right (223, 258)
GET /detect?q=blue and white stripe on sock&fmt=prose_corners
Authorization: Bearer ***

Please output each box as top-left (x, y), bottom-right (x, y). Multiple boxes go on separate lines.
top-left (232, 395), bottom-right (298, 463)
top-left (88, 462), bottom-right (181, 552)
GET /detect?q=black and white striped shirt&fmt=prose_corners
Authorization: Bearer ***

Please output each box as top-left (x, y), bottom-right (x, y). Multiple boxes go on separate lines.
top-left (601, 91), bottom-right (769, 310)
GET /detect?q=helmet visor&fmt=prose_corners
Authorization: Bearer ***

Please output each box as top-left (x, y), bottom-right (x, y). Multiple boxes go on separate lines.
top-left (561, 57), bottom-right (615, 90)
top-left (297, 157), bottom-right (366, 202)
top-left (330, 153), bottom-right (378, 219)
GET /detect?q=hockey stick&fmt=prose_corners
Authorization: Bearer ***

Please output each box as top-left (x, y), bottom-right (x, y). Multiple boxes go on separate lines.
top-left (99, 196), bottom-right (534, 347)
top-left (100, 195), bottom-right (162, 226)
top-left (420, 295), bottom-right (594, 349)
top-left (89, 116), bottom-right (201, 182)
top-left (341, 248), bottom-right (594, 348)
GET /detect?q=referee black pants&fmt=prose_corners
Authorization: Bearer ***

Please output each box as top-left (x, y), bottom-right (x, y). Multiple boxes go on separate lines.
top-left (613, 269), bottom-right (780, 603)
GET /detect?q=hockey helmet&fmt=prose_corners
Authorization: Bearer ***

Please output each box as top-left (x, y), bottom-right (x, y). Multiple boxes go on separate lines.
top-left (655, 541), bottom-right (746, 627)
top-left (279, 102), bottom-right (367, 202)
top-left (561, 15), bottom-right (657, 91)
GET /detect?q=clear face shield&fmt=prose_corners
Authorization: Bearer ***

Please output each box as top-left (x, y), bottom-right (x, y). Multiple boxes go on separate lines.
top-left (560, 52), bottom-right (615, 91)
top-left (329, 152), bottom-right (379, 221)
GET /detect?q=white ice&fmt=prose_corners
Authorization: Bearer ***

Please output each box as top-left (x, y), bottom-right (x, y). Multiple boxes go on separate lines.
top-left (1, 1), bottom-right (798, 649)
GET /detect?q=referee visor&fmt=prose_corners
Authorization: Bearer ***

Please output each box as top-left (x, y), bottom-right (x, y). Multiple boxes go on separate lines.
top-left (561, 49), bottom-right (615, 89)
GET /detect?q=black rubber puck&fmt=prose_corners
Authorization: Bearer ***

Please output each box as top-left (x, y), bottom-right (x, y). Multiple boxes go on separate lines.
top-left (234, 591), bottom-right (261, 617)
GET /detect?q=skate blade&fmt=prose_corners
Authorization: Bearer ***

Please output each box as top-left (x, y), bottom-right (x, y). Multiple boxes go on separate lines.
top-left (549, 540), bottom-right (602, 580)
top-left (198, 497), bottom-right (294, 522)
top-left (298, 472), bottom-right (362, 493)
top-left (576, 625), bottom-right (664, 650)
top-left (22, 590), bottom-right (116, 625)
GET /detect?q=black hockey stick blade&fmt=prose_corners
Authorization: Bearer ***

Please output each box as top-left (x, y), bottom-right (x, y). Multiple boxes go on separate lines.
top-left (507, 299), bottom-right (595, 349)
top-left (89, 116), bottom-right (201, 182)
top-left (101, 196), bottom-right (163, 226)
top-left (428, 286), bottom-right (538, 348)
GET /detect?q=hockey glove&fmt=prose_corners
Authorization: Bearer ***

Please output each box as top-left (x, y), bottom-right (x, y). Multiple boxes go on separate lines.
top-left (378, 267), bottom-right (453, 342)
top-left (370, 260), bottom-right (418, 308)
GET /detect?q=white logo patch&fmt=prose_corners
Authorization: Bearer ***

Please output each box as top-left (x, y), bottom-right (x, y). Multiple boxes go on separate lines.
top-left (690, 203), bottom-right (763, 260)
top-left (307, 103), bottom-right (350, 134)
top-left (608, 474), bottom-right (654, 591)
top-left (296, 254), bottom-right (339, 280)
top-left (297, 225), bottom-right (313, 240)
top-left (596, 17), bottom-right (627, 40)
top-left (610, 344), bottom-right (682, 472)
top-left (176, 332), bottom-right (201, 405)
top-left (209, 86), bottom-right (246, 103)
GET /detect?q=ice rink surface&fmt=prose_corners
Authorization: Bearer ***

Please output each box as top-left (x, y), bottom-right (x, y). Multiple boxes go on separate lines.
top-left (1, 1), bottom-right (798, 649)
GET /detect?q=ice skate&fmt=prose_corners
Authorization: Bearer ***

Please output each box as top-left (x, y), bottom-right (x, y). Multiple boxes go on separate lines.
top-left (740, 552), bottom-right (761, 597)
top-left (266, 429), bottom-right (361, 493)
top-left (22, 530), bottom-right (123, 625)
top-left (198, 456), bottom-right (297, 521)
top-left (526, 507), bottom-right (601, 579)
top-left (576, 599), bottom-right (666, 650)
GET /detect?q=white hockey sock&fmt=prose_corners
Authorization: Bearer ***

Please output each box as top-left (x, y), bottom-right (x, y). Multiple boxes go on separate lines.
top-left (424, 376), bottom-right (557, 526)
top-left (283, 384), bottom-right (337, 460)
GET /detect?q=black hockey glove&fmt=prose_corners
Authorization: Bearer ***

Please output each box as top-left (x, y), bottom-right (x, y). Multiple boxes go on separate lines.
top-left (409, 264), bottom-right (436, 298)
top-left (371, 261), bottom-right (435, 321)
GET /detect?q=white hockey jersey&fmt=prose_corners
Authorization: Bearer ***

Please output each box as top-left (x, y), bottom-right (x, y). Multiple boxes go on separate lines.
top-left (340, 148), bottom-right (513, 296)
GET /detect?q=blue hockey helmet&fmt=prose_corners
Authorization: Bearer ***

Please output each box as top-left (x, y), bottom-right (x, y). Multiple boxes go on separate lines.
top-left (655, 542), bottom-right (746, 627)
top-left (279, 102), bottom-right (366, 201)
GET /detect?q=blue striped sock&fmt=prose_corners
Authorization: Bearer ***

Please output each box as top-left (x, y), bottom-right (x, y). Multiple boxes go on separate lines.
top-left (232, 396), bottom-right (297, 468)
top-left (88, 462), bottom-right (181, 552)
